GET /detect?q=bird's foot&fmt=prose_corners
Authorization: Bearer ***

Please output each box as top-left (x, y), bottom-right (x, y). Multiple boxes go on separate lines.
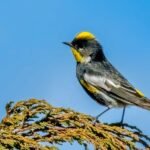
top-left (93, 117), bottom-right (100, 124)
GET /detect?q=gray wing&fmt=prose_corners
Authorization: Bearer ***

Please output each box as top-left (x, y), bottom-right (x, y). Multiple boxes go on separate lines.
top-left (83, 61), bottom-right (150, 109)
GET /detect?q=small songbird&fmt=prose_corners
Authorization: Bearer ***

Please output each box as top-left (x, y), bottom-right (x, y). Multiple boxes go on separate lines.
top-left (63, 31), bottom-right (150, 123)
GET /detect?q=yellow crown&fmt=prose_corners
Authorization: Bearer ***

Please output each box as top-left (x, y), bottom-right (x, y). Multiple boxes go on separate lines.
top-left (75, 31), bottom-right (95, 40)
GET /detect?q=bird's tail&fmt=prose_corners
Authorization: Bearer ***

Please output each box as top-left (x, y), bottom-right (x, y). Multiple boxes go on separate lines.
top-left (110, 87), bottom-right (150, 110)
top-left (135, 97), bottom-right (150, 110)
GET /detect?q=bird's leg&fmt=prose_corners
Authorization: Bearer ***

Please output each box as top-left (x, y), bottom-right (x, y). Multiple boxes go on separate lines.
top-left (95, 107), bottom-right (111, 122)
top-left (120, 106), bottom-right (126, 127)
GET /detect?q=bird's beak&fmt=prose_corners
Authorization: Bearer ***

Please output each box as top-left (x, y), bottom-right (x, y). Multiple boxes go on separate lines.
top-left (63, 42), bottom-right (73, 48)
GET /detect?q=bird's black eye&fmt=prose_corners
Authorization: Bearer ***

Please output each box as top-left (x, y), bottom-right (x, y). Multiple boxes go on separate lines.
top-left (72, 40), bottom-right (85, 49)
top-left (71, 41), bottom-right (78, 49)
top-left (77, 40), bottom-right (84, 49)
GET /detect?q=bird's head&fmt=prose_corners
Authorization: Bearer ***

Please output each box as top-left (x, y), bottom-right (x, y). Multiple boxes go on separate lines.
top-left (63, 31), bottom-right (105, 63)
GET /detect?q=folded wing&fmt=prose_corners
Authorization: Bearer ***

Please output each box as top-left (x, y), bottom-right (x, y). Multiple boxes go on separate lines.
top-left (83, 73), bottom-right (150, 110)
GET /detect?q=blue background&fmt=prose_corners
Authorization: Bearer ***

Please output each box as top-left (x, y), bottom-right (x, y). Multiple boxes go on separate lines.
top-left (0, 1), bottom-right (150, 149)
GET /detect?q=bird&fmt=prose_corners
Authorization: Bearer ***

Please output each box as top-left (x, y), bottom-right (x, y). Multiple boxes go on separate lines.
top-left (63, 31), bottom-right (150, 124)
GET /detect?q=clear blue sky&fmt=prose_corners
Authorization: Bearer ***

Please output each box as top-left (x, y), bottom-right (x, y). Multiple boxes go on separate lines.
top-left (0, 1), bottom-right (150, 149)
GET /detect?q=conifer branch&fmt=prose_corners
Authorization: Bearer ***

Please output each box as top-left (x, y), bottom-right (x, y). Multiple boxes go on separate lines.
top-left (0, 99), bottom-right (150, 149)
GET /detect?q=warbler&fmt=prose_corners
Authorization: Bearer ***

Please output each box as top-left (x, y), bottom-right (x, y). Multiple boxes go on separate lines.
top-left (63, 31), bottom-right (150, 123)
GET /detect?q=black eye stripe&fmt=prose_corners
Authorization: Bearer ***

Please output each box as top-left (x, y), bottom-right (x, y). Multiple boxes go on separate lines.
top-left (72, 40), bottom-right (87, 49)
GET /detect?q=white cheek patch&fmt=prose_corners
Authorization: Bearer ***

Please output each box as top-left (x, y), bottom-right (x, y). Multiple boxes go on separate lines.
top-left (83, 56), bottom-right (91, 63)
top-left (78, 48), bottom-right (91, 64)
top-left (78, 48), bottom-right (84, 52)
top-left (84, 73), bottom-right (120, 91)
